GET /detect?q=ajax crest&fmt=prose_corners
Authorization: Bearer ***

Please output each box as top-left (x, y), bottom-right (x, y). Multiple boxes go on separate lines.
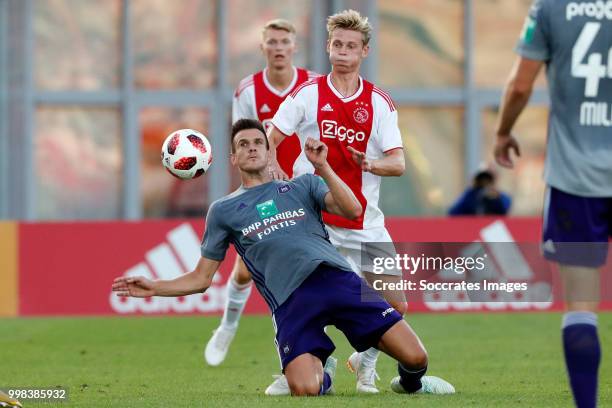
top-left (353, 106), bottom-right (369, 124)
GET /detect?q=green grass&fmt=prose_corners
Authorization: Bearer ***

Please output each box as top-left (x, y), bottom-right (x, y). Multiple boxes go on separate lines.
top-left (1, 313), bottom-right (611, 407)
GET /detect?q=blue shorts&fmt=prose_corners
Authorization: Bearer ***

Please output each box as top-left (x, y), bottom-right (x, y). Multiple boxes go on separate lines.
top-left (543, 186), bottom-right (612, 267)
top-left (272, 264), bottom-right (403, 370)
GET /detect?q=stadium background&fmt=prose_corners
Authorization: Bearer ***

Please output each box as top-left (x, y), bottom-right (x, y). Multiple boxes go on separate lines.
top-left (0, 0), bottom-right (548, 221)
top-left (2, 2), bottom-right (611, 406)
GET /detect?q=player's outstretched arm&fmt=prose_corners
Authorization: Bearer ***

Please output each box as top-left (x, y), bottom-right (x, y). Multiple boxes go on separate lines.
top-left (346, 146), bottom-right (405, 176)
top-left (266, 125), bottom-right (289, 180)
top-left (304, 137), bottom-right (362, 219)
top-left (112, 257), bottom-right (221, 298)
top-left (494, 57), bottom-right (543, 168)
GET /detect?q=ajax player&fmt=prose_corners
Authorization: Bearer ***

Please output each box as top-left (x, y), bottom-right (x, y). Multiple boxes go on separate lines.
top-left (267, 9), bottom-right (407, 394)
top-left (494, 1), bottom-right (612, 407)
top-left (204, 19), bottom-right (317, 367)
top-left (113, 119), bottom-right (454, 397)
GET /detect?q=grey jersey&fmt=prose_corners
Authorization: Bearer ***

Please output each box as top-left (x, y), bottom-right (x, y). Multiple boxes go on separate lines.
top-left (201, 174), bottom-right (353, 311)
top-left (516, 0), bottom-right (612, 197)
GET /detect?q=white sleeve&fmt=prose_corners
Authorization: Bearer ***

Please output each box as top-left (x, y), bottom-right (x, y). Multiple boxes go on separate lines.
top-left (232, 86), bottom-right (256, 123)
top-left (271, 94), bottom-right (305, 136)
top-left (373, 94), bottom-right (403, 152)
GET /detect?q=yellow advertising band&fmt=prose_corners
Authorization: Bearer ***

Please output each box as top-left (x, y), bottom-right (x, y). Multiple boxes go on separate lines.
top-left (0, 222), bottom-right (18, 317)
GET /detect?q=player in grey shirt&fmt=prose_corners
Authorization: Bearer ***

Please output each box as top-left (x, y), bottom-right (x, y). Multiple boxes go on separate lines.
top-left (514, 0), bottom-right (612, 197)
top-left (112, 118), bottom-right (454, 397)
top-left (494, 1), bottom-right (611, 407)
top-left (200, 160), bottom-right (353, 310)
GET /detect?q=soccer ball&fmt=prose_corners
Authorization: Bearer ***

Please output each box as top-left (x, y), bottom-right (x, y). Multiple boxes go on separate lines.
top-left (161, 129), bottom-right (213, 179)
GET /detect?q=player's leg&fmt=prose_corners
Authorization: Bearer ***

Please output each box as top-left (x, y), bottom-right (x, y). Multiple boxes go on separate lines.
top-left (266, 265), bottom-right (337, 396)
top-left (363, 271), bottom-right (407, 314)
top-left (360, 229), bottom-right (409, 314)
top-left (284, 353), bottom-right (335, 396)
top-left (377, 320), bottom-right (454, 394)
top-left (329, 265), bottom-right (453, 395)
top-left (204, 256), bottom-right (252, 366)
top-left (354, 273), bottom-right (407, 392)
top-left (559, 265), bottom-right (601, 408)
top-left (334, 245), bottom-right (383, 393)
top-left (542, 186), bottom-right (608, 408)
top-left (266, 355), bottom-right (337, 397)
top-left (221, 256), bottom-right (253, 329)
top-left (325, 226), bottom-right (383, 392)
top-left (378, 320), bottom-right (426, 392)
top-left (341, 231), bottom-right (407, 393)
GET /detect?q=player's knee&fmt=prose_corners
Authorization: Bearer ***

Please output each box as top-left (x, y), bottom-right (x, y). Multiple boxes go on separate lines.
top-left (412, 348), bottom-right (429, 369)
top-left (288, 379), bottom-right (320, 396)
top-left (402, 348), bottom-right (428, 370)
top-left (566, 302), bottom-right (598, 313)
top-left (232, 265), bottom-right (252, 285)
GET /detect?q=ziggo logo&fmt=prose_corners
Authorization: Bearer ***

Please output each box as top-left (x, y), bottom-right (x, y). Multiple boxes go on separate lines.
top-left (321, 120), bottom-right (366, 144)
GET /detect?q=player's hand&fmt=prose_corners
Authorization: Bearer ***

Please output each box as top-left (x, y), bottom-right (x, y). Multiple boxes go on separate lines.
top-left (347, 146), bottom-right (372, 172)
top-left (112, 276), bottom-right (156, 298)
top-left (483, 186), bottom-right (500, 199)
top-left (268, 159), bottom-right (288, 180)
top-left (304, 137), bottom-right (328, 169)
top-left (494, 134), bottom-right (521, 169)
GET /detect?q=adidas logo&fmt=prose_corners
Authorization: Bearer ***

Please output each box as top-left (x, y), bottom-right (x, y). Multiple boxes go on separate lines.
top-left (426, 220), bottom-right (552, 312)
top-left (321, 103), bottom-right (333, 112)
top-left (238, 203), bottom-right (248, 210)
top-left (260, 104), bottom-right (271, 113)
top-left (109, 223), bottom-right (226, 314)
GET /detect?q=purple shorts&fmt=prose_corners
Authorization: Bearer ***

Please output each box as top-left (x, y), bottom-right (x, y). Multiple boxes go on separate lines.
top-left (272, 264), bottom-right (402, 370)
top-left (542, 186), bottom-right (612, 267)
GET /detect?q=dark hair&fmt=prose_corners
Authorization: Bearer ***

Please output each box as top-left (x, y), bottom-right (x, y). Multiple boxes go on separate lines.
top-left (474, 170), bottom-right (495, 187)
top-left (230, 119), bottom-right (269, 153)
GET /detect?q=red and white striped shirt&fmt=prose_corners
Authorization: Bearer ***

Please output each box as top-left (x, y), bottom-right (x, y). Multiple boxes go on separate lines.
top-left (232, 67), bottom-right (318, 178)
top-left (272, 74), bottom-right (403, 230)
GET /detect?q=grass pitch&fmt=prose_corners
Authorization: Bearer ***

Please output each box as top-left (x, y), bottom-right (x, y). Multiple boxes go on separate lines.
top-left (1, 313), bottom-right (611, 407)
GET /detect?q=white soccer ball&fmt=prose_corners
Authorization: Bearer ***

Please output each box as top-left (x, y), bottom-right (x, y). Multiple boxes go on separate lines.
top-left (161, 129), bottom-right (213, 179)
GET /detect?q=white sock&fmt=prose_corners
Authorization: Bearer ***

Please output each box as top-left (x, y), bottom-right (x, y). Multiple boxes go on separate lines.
top-left (220, 279), bottom-right (252, 330)
top-left (360, 347), bottom-right (379, 368)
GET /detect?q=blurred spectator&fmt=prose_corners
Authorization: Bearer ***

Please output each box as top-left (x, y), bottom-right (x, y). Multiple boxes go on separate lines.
top-left (448, 166), bottom-right (511, 216)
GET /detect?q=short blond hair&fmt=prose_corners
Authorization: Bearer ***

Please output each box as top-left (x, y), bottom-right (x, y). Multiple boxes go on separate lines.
top-left (262, 19), bottom-right (296, 37)
top-left (327, 9), bottom-right (372, 45)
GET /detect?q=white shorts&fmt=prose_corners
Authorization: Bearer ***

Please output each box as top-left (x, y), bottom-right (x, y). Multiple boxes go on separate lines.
top-left (325, 225), bottom-right (402, 277)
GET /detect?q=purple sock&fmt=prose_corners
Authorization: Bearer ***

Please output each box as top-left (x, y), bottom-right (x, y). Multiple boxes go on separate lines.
top-left (319, 372), bottom-right (332, 395)
top-left (562, 312), bottom-right (601, 408)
